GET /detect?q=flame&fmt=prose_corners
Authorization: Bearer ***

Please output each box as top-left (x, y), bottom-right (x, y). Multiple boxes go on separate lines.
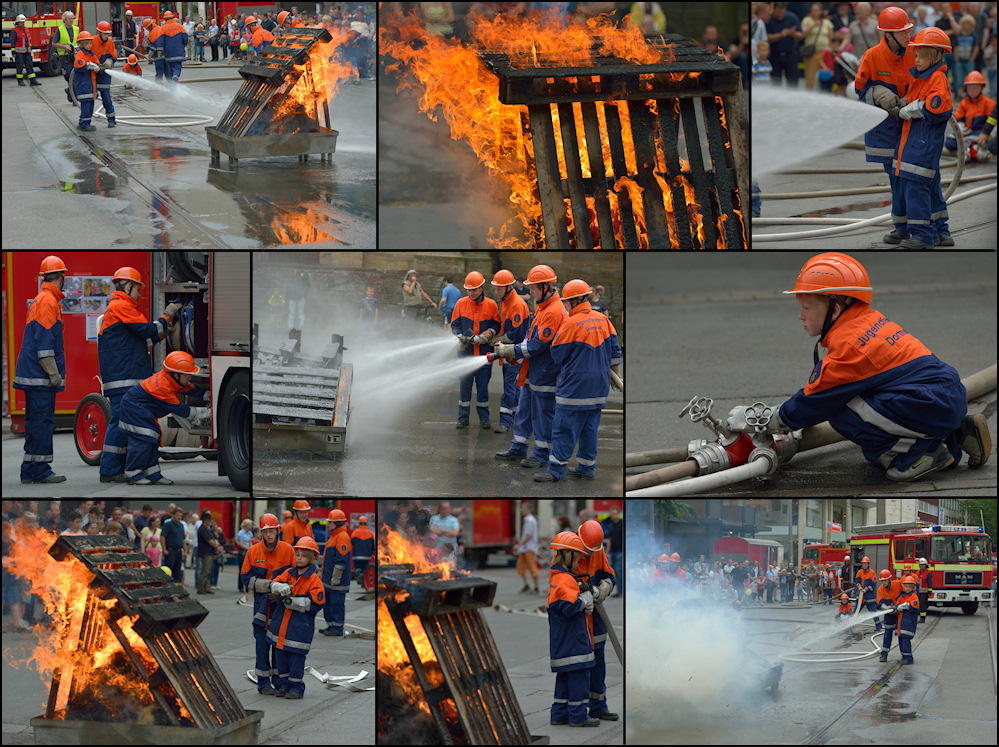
top-left (273, 29), bottom-right (355, 125)
top-left (378, 526), bottom-right (453, 579)
top-left (1, 526), bottom-right (188, 724)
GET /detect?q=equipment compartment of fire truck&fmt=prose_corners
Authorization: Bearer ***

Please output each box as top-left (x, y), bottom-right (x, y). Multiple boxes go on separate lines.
top-left (849, 521), bottom-right (994, 615)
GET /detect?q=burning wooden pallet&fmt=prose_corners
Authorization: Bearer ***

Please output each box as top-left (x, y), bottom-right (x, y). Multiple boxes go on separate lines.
top-left (207, 27), bottom-right (338, 167)
top-left (379, 566), bottom-right (547, 745)
top-left (30, 535), bottom-right (262, 743)
top-left (478, 34), bottom-right (748, 250)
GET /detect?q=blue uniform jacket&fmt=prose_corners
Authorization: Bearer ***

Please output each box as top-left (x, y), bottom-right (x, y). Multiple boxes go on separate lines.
top-left (14, 282), bottom-right (65, 392)
top-left (514, 291), bottom-right (567, 390)
top-left (73, 48), bottom-right (100, 99)
top-left (547, 564), bottom-right (594, 673)
top-left (577, 550), bottom-right (616, 648)
top-left (854, 38), bottom-right (915, 164)
top-left (497, 291), bottom-right (530, 368)
top-left (550, 301), bottom-right (622, 411)
top-left (119, 371), bottom-right (196, 443)
top-left (450, 294), bottom-right (500, 357)
top-left (893, 589), bottom-right (920, 637)
top-left (267, 564), bottom-right (325, 654)
top-left (321, 527), bottom-right (352, 594)
top-left (98, 291), bottom-right (170, 397)
top-left (239, 540), bottom-right (294, 630)
top-left (779, 303), bottom-right (965, 469)
top-left (155, 21), bottom-right (188, 63)
top-left (894, 60), bottom-right (953, 184)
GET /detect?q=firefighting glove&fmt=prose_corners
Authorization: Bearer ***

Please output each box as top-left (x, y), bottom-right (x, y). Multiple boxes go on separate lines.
top-left (328, 565), bottom-right (344, 588)
top-left (101, 59), bottom-right (113, 70)
top-left (899, 99), bottom-right (925, 120)
top-left (189, 406), bottom-right (210, 421)
top-left (578, 590), bottom-right (594, 615)
top-left (250, 577), bottom-right (274, 593)
top-left (595, 578), bottom-right (614, 604)
top-left (870, 86), bottom-right (902, 116)
top-left (456, 335), bottom-right (468, 352)
top-left (285, 595), bottom-right (311, 613)
top-left (610, 366), bottom-right (623, 392)
top-left (39, 356), bottom-right (63, 388)
top-left (86, 62), bottom-right (101, 72)
top-left (493, 343), bottom-right (516, 359)
top-left (270, 581), bottom-right (293, 597)
top-left (164, 301), bottom-right (184, 319)
top-left (471, 330), bottom-right (494, 346)
top-left (896, 602), bottom-right (910, 610)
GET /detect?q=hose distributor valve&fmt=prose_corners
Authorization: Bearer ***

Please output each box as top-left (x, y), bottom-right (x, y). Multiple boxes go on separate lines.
top-left (680, 396), bottom-right (755, 471)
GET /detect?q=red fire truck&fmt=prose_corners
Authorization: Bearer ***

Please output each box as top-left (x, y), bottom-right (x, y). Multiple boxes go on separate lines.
top-left (2, 3), bottom-right (174, 76)
top-left (714, 536), bottom-right (784, 568)
top-left (849, 521), bottom-right (995, 615)
top-left (4, 251), bottom-right (249, 492)
top-left (802, 543), bottom-right (851, 570)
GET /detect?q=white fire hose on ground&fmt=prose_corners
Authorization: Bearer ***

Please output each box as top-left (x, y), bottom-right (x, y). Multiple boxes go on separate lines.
top-left (68, 68), bottom-right (214, 128)
top-left (753, 114), bottom-right (999, 243)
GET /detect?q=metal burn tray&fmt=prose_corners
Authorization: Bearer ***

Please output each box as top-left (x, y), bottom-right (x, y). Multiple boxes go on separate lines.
top-left (381, 573), bottom-right (497, 617)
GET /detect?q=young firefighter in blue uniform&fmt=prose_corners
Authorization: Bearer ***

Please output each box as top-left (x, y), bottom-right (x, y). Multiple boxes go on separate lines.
top-left (537, 279), bottom-right (622, 483)
top-left (14, 256), bottom-right (68, 484)
top-left (320, 509), bottom-right (351, 637)
top-left (239, 513), bottom-right (294, 695)
top-left (267, 537), bottom-right (325, 698)
top-left (877, 569), bottom-right (903, 660)
top-left (490, 269), bottom-right (529, 434)
top-left (575, 520), bottom-right (618, 722)
top-left (155, 11), bottom-right (188, 82)
top-left (894, 27), bottom-right (955, 248)
top-left (72, 31), bottom-right (101, 131)
top-left (727, 253), bottom-right (991, 481)
top-left (98, 267), bottom-right (181, 483)
top-left (548, 531), bottom-right (598, 728)
top-left (891, 575), bottom-right (920, 664)
top-left (853, 556), bottom-right (881, 629)
top-left (853, 7), bottom-right (915, 244)
top-left (118, 351), bottom-right (209, 485)
top-left (450, 271), bottom-right (500, 429)
top-left (493, 264), bottom-right (567, 468)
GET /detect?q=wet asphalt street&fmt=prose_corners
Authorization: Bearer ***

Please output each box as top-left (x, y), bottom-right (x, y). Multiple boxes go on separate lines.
top-left (627, 252), bottom-right (997, 497)
top-left (2, 60), bottom-right (375, 249)
top-left (628, 592), bottom-right (997, 745)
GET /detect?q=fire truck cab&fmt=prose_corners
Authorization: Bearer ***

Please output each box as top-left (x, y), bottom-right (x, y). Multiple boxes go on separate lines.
top-left (850, 521), bottom-right (994, 615)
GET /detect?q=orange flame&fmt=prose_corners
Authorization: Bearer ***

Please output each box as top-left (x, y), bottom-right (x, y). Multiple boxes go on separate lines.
top-left (273, 29), bottom-right (355, 124)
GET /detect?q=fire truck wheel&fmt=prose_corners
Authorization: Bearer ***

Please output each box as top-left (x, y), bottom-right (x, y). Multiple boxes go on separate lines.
top-left (219, 368), bottom-right (250, 492)
top-left (74, 393), bottom-right (111, 466)
top-left (363, 563), bottom-right (376, 592)
top-left (43, 39), bottom-right (61, 77)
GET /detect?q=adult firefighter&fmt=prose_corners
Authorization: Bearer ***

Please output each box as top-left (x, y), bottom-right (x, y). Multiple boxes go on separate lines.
top-left (490, 269), bottom-right (529, 434)
top-left (450, 271), bottom-right (500, 429)
top-left (118, 351), bottom-right (208, 485)
top-left (14, 256), bottom-right (68, 484)
top-left (12, 15), bottom-right (41, 86)
top-left (576, 520), bottom-right (618, 722)
top-left (493, 264), bottom-right (567, 468)
top-left (536, 279), bottom-right (622, 483)
top-left (98, 268), bottom-right (182, 483)
top-left (547, 531), bottom-right (597, 728)
top-left (854, 6), bottom-right (915, 244)
top-left (916, 557), bottom-right (931, 624)
top-left (267, 537), bottom-right (325, 698)
top-left (239, 513), bottom-right (294, 695)
top-left (320, 509), bottom-right (352, 636)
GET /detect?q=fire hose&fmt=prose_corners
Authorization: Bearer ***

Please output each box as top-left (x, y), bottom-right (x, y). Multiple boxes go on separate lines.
top-left (626, 363), bottom-right (996, 496)
top-left (752, 114), bottom-right (997, 243)
top-left (68, 68), bottom-right (214, 128)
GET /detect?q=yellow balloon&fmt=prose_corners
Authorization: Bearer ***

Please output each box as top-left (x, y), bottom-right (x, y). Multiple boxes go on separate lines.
top-left (240, 42), bottom-right (248, 51)
top-left (161, 565), bottom-right (173, 577)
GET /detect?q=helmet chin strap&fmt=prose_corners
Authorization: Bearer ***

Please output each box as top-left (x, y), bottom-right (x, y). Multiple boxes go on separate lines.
top-left (814, 298), bottom-right (841, 366)
top-left (887, 31), bottom-right (906, 56)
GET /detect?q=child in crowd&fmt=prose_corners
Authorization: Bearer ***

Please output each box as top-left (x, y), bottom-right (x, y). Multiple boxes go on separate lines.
top-left (945, 70), bottom-right (995, 161)
top-left (753, 40), bottom-right (772, 86)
